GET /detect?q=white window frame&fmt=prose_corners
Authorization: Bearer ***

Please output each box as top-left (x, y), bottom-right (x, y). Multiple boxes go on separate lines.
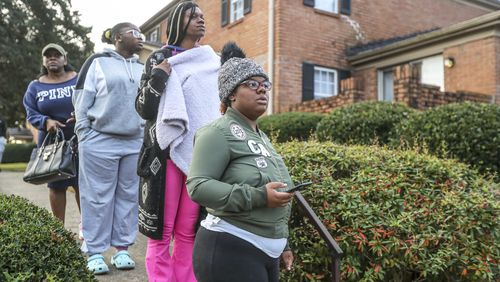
top-left (315, 0), bottom-right (339, 14)
top-left (314, 66), bottom-right (338, 99)
top-left (377, 69), bottom-right (394, 102)
top-left (230, 0), bottom-right (244, 23)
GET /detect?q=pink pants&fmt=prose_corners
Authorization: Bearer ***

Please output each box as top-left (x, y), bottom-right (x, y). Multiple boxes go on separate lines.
top-left (145, 160), bottom-right (199, 282)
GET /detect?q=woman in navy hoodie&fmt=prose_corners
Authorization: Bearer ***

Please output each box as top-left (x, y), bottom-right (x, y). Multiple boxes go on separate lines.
top-left (73, 22), bottom-right (144, 275)
top-left (23, 43), bottom-right (80, 224)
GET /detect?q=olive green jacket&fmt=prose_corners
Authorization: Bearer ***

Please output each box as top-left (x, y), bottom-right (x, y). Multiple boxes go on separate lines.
top-left (187, 108), bottom-right (293, 239)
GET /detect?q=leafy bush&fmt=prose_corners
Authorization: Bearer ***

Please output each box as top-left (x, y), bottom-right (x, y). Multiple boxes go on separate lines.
top-left (277, 141), bottom-right (498, 281)
top-left (2, 143), bottom-right (35, 163)
top-left (0, 195), bottom-right (95, 281)
top-left (391, 102), bottom-right (500, 177)
top-left (316, 102), bottom-right (416, 145)
top-left (258, 112), bottom-right (324, 142)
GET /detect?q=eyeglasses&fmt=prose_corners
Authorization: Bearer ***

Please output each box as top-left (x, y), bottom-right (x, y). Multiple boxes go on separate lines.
top-left (121, 29), bottom-right (145, 40)
top-left (240, 79), bottom-right (272, 91)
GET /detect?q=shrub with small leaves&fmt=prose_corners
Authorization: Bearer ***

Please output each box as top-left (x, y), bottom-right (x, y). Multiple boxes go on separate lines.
top-left (316, 102), bottom-right (416, 145)
top-left (258, 112), bottom-right (324, 142)
top-left (390, 102), bottom-right (500, 177)
top-left (0, 195), bottom-right (96, 281)
top-left (277, 141), bottom-right (499, 281)
top-left (1, 143), bottom-right (36, 163)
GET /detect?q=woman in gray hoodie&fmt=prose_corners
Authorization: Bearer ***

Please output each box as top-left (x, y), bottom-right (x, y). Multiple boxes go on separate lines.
top-left (72, 22), bottom-right (144, 275)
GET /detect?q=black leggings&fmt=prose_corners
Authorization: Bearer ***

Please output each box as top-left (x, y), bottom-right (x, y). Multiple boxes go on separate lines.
top-left (193, 227), bottom-right (280, 282)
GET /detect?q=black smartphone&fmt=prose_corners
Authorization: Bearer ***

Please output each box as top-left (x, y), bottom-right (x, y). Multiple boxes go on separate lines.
top-left (286, 181), bottom-right (313, 193)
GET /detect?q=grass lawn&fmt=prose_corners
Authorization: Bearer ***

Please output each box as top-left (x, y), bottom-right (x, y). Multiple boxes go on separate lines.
top-left (0, 163), bottom-right (27, 172)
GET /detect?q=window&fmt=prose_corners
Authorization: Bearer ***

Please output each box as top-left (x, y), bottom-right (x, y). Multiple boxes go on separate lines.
top-left (378, 69), bottom-right (394, 102)
top-left (314, 66), bottom-right (338, 99)
top-left (416, 55), bottom-right (444, 91)
top-left (304, 0), bottom-right (351, 15)
top-left (221, 0), bottom-right (252, 27)
top-left (148, 27), bottom-right (159, 43)
top-left (303, 63), bottom-right (349, 101)
top-left (315, 0), bottom-right (338, 14)
top-left (230, 0), bottom-right (244, 22)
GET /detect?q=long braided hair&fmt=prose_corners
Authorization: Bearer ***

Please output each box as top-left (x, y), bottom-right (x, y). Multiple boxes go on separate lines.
top-left (166, 1), bottom-right (199, 46)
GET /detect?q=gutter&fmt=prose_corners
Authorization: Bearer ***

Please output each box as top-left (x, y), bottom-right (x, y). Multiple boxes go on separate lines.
top-left (456, 0), bottom-right (500, 11)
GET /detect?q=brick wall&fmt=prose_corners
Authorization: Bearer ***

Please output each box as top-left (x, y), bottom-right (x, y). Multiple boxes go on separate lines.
top-left (289, 64), bottom-right (492, 113)
top-left (352, 0), bottom-right (488, 42)
top-left (353, 67), bottom-right (377, 101)
top-left (444, 37), bottom-right (499, 96)
top-left (197, 0), bottom-right (269, 63)
top-left (144, 0), bottom-right (492, 113)
top-left (393, 64), bottom-right (420, 107)
top-left (273, 0), bottom-right (490, 113)
top-left (274, 1), bottom-right (352, 112)
top-left (288, 78), bottom-right (363, 113)
top-left (393, 64), bottom-right (493, 109)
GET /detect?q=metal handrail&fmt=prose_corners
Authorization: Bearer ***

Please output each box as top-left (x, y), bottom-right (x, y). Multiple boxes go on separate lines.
top-left (294, 191), bottom-right (344, 282)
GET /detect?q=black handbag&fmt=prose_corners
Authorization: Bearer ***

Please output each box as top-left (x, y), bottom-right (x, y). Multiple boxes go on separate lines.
top-left (23, 128), bottom-right (77, 185)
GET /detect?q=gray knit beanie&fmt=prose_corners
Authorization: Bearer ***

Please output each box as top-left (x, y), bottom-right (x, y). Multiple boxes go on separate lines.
top-left (218, 42), bottom-right (268, 102)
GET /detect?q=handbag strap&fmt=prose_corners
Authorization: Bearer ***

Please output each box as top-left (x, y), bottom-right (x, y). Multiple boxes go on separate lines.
top-left (55, 127), bottom-right (66, 140)
top-left (69, 135), bottom-right (78, 155)
top-left (38, 128), bottom-right (66, 156)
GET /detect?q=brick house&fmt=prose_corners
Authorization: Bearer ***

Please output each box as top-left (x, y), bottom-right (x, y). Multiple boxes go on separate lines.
top-left (139, 0), bottom-right (500, 113)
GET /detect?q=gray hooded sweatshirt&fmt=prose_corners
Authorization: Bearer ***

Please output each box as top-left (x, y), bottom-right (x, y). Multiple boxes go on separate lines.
top-left (73, 48), bottom-right (144, 140)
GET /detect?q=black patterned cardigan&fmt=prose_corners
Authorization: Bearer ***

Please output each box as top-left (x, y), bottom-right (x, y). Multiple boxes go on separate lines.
top-left (135, 47), bottom-right (207, 239)
top-left (135, 47), bottom-right (173, 240)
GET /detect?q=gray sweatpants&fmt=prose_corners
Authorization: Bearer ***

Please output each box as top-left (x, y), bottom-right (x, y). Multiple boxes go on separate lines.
top-left (78, 129), bottom-right (142, 254)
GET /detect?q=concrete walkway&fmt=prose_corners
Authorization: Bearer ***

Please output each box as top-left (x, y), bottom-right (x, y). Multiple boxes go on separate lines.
top-left (0, 171), bottom-right (148, 282)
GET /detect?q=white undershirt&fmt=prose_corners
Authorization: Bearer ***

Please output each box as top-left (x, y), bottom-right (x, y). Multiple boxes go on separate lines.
top-left (201, 214), bottom-right (287, 258)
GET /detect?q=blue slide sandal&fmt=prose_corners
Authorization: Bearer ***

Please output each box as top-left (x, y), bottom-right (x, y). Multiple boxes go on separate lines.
top-left (87, 254), bottom-right (109, 275)
top-left (111, 250), bottom-right (136, 270)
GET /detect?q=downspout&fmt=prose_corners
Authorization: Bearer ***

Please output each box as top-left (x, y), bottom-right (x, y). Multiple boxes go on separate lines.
top-left (267, 0), bottom-right (275, 114)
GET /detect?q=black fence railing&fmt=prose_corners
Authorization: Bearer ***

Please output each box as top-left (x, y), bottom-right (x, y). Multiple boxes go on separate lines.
top-left (294, 191), bottom-right (344, 282)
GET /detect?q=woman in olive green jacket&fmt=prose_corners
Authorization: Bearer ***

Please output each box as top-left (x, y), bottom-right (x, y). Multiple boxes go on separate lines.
top-left (187, 42), bottom-right (294, 282)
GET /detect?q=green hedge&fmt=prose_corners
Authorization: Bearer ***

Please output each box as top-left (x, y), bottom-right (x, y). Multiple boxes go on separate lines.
top-left (258, 112), bottom-right (324, 142)
top-left (316, 102), bottom-right (416, 145)
top-left (2, 143), bottom-right (35, 163)
top-left (391, 102), bottom-right (500, 177)
top-left (0, 195), bottom-right (95, 281)
top-left (277, 141), bottom-right (498, 281)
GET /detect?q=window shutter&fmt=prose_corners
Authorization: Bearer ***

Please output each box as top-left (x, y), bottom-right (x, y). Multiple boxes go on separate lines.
top-left (339, 70), bottom-right (351, 81)
top-left (244, 0), bottom-right (252, 14)
top-left (339, 69), bottom-right (351, 92)
top-left (302, 62), bottom-right (315, 101)
top-left (221, 0), bottom-right (228, 27)
top-left (340, 0), bottom-right (351, 15)
top-left (303, 0), bottom-right (315, 8)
